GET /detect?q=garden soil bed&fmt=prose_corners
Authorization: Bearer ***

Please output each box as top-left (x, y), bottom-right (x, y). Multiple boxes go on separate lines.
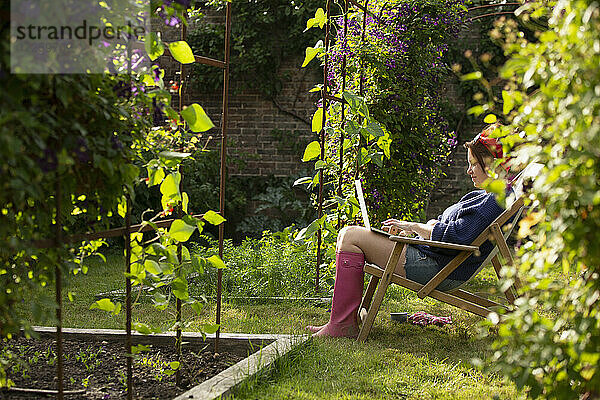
top-left (1, 336), bottom-right (247, 399)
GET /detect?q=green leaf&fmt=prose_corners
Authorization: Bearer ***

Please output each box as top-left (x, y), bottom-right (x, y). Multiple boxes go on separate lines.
top-left (117, 195), bottom-right (127, 219)
top-left (152, 292), bottom-right (169, 310)
top-left (189, 300), bottom-right (204, 314)
top-left (90, 298), bottom-right (121, 315)
top-left (502, 90), bottom-right (514, 115)
top-left (159, 151), bottom-right (192, 160)
top-left (295, 218), bottom-right (320, 241)
top-left (145, 32), bottom-right (164, 61)
top-left (301, 40), bottom-right (323, 68)
top-left (343, 91), bottom-right (368, 117)
top-left (467, 105), bottom-right (485, 116)
top-left (460, 71), bottom-right (482, 81)
top-left (483, 114), bottom-right (497, 123)
top-left (169, 219), bottom-right (196, 242)
top-left (171, 277), bottom-right (189, 300)
top-left (160, 173), bottom-right (181, 200)
top-left (202, 324), bottom-right (220, 334)
top-left (207, 255), bottom-right (226, 269)
top-left (303, 141), bottom-right (321, 162)
top-left (304, 8), bottom-right (327, 31)
top-left (192, 255), bottom-right (206, 274)
top-left (133, 322), bottom-right (159, 335)
top-left (147, 166), bottom-right (165, 187)
top-left (181, 103), bottom-right (215, 133)
top-left (311, 107), bottom-right (323, 133)
top-left (366, 122), bottom-right (385, 138)
top-left (169, 361), bottom-right (180, 370)
top-left (144, 259), bottom-right (162, 275)
top-left (142, 73), bottom-right (157, 87)
top-left (293, 176), bottom-right (312, 186)
top-left (182, 192), bottom-right (189, 214)
top-left (168, 41), bottom-right (195, 64)
top-left (203, 210), bottom-right (226, 225)
top-left (314, 160), bottom-right (327, 170)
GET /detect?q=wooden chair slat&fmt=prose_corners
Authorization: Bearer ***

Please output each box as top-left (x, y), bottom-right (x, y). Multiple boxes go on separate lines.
top-left (389, 236), bottom-right (479, 251)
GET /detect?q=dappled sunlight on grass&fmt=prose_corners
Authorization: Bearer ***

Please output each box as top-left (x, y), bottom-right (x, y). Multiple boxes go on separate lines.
top-left (17, 248), bottom-right (526, 399)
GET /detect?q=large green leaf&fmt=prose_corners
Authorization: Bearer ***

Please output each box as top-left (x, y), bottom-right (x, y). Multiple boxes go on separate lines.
top-left (169, 219), bottom-right (196, 242)
top-left (147, 166), bottom-right (165, 187)
top-left (312, 107), bottom-right (324, 133)
top-left (202, 324), bottom-right (220, 334)
top-left (159, 151), bottom-right (192, 160)
top-left (303, 141), bottom-right (321, 162)
top-left (484, 114), bottom-right (497, 123)
top-left (181, 103), bottom-right (215, 132)
top-left (203, 210), bottom-right (226, 225)
top-left (171, 277), bottom-right (189, 301)
top-left (301, 40), bottom-right (323, 68)
top-left (144, 259), bottom-right (162, 275)
top-left (365, 122), bottom-right (385, 138)
top-left (90, 298), bottom-right (121, 316)
top-left (207, 255), bottom-right (226, 269)
top-left (168, 41), bottom-right (195, 64)
top-left (304, 8), bottom-right (327, 32)
top-left (502, 90), bottom-right (514, 115)
top-left (160, 173), bottom-right (181, 200)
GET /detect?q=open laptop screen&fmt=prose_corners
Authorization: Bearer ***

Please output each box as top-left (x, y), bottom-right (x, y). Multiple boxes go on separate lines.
top-left (354, 180), bottom-right (392, 237)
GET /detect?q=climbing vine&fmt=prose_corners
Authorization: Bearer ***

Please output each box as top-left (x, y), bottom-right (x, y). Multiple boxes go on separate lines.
top-left (294, 0), bottom-right (467, 265)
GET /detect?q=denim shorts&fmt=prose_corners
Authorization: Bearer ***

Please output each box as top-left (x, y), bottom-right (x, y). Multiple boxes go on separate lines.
top-left (403, 246), bottom-right (464, 292)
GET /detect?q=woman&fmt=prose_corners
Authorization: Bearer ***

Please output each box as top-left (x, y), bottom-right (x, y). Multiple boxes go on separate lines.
top-left (307, 124), bottom-right (512, 338)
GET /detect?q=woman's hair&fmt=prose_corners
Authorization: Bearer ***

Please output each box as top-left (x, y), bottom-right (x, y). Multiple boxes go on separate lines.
top-left (463, 123), bottom-right (504, 170)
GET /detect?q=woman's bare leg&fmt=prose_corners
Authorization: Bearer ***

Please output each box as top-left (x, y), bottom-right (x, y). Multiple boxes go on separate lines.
top-left (336, 226), bottom-right (407, 275)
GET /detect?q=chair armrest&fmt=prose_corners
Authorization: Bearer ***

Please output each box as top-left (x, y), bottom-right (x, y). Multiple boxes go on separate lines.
top-left (389, 236), bottom-right (478, 252)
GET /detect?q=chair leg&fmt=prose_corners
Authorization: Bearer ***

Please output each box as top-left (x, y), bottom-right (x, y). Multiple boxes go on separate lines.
top-left (358, 274), bottom-right (379, 324)
top-left (491, 255), bottom-right (516, 305)
top-left (357, 243), bottom-right (405, 342)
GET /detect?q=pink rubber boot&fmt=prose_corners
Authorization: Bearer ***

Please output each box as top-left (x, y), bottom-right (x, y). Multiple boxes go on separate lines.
top-left (307, 251), bottom-right (365, 338)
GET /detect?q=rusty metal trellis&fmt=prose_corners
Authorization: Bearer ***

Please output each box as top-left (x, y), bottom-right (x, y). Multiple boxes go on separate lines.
top-left (313, 1), bottom-right (520, 292)
top-left (316, 0), bottom-right (370, 293)
top-left (31, 5), bottom-right (233, 398)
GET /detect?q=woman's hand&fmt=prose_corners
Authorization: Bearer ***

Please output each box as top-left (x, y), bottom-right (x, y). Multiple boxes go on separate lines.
top-left (382, 219), bottom-right (436, 240)
top-left (382, 219), bottom-right (414, 236)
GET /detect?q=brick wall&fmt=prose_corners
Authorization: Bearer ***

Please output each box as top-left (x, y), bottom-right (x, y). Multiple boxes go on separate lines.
top-left (155, 16), bottom-right (319, 177)
top-left (424, 17), bottom-right (490, 219)
top-left (155, 13), bottom-right (493, 217)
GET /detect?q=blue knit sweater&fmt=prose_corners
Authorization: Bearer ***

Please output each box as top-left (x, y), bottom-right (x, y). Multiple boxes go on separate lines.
top-left (414, 190), bottom-right (505, 281)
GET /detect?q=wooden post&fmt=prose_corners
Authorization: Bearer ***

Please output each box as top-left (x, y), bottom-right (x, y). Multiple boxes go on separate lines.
top-left (125, 195), bottom-right (133, 400)
top-left (216, 1), bottom-right (232, 353)
top-left (55, 179), bottom-right (64, 400)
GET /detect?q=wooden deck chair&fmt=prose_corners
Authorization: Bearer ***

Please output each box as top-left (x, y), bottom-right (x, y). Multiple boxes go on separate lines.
top-left (356, 162), bottom-right (543, 342)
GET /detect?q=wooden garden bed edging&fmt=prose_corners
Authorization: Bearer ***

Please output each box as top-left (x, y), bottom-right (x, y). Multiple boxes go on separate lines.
top-left (174, 333), bottom-right (309, 400)
top-left (29, 326), bottom-right (310, 400)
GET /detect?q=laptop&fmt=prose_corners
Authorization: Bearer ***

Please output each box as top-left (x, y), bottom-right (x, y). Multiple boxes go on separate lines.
top-left (354, 180), bottom-right (395, 237)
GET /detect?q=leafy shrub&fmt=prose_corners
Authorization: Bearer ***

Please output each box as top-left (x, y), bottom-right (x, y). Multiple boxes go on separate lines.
top-left (472, 1), bottom-right (600, 398)
top-left (133, 149), bottom-right (315, 242)
top-left (294, 0), bottom-right (467, 270)
top-left (189, 231), bottom-right (333, 298)
top-left (187, 0), bottom-right (323, 97)
top-left (324, 0), bottom-right (466, 222)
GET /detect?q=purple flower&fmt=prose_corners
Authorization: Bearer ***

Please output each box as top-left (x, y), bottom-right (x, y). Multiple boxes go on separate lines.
top-left (158, 7), bottom-right (180, 26)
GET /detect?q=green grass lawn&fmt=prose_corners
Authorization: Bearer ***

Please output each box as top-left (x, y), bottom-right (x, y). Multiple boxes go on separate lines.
top-left (20, 250), bottom-right (523, 399)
